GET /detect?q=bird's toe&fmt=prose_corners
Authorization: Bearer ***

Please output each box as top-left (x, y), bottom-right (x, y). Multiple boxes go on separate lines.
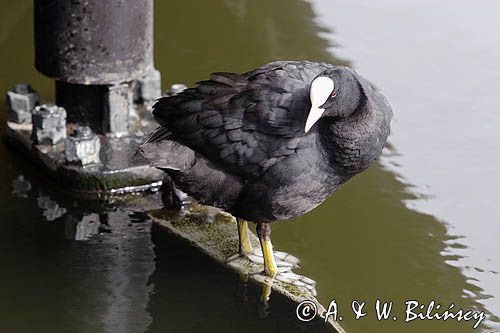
top-left (274, 250), bottom-right (301, 267)
top-left (276, 272), bottom-right (317, 296)
top-left (248, 249), bottom-right (300, 270)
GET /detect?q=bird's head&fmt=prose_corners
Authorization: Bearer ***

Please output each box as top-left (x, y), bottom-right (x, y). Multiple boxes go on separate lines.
top-left (305, 67), bottom-right (365, 133)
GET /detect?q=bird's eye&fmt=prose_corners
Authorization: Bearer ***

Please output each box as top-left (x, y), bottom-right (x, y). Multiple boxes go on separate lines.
top-left (331, 89), bottom-right (338, 98)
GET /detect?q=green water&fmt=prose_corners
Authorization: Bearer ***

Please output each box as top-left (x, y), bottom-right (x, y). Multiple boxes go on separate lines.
top-left (1, 1), bottom-right (498, 332)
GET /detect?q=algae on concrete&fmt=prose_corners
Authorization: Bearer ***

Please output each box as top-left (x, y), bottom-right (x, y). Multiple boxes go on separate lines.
top-left (150, 202), bottom-right (346, 333)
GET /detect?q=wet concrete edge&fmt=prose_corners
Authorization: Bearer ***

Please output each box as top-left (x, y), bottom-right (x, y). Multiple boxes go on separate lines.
top-left (149, 204), bottom-right (346, 333)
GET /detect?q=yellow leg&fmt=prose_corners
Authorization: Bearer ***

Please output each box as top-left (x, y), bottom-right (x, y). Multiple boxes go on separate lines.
top-left (237, 218), bottom-right (253, 255)
top-left (257, 223), bottom-right (278, 278)
top-left (260, 279), bottom-right (273, 303)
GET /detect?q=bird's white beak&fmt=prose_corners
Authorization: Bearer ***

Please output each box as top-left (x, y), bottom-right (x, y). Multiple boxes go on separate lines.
top-left (304, 106), bottom-right (325, 133)
top-left (305, 76), bottom-right (334, 133)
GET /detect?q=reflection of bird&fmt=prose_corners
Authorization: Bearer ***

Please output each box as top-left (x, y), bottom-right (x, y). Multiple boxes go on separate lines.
top-left (140, 61), bottom-right (392, 277)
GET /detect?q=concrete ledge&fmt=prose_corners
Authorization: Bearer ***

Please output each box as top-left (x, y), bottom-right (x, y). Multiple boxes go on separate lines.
top-left (150, 202), bottom-right (346, 333)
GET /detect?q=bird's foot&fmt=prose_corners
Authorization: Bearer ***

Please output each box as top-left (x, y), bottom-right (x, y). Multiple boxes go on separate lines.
top-left (275, 271), bottom-right (317, 296)
top-left (247, 250), bottom-right (315, 296)
top-left (258, 271), bottom-right (317, 296)
top-left (245, 251), bottom-right (314, 295)
top-left (246, 249), bottom-right (300, 272)
top-left (227, 249), bottom-right (299, 272)
top-left (216, 210), bottom-right (238, 222)
top-left (258, 271), bottom-right (317, 303)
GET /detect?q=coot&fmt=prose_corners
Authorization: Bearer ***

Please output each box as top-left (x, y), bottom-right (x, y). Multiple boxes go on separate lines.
top-left (140, 61), bottom-right (392, 277)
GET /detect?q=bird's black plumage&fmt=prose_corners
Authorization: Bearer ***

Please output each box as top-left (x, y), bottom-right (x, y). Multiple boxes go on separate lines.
top-left (140, 61), bottom-right (392, 222)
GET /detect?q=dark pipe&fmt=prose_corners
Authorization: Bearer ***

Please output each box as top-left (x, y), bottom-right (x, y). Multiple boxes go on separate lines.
top-left (34, 0), bottom-right (153, 85)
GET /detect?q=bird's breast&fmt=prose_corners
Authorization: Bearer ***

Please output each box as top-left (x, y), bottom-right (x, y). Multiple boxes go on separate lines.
top-left (236, 134), bottom-right (345, 221)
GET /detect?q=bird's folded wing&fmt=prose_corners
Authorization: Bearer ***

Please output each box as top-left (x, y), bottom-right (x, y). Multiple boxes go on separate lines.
top-left (151, 72), bottom-right (308, 179)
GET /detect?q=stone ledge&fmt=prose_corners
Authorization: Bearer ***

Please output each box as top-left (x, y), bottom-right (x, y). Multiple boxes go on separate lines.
top-left (150, 202), bottom-right (346, 333)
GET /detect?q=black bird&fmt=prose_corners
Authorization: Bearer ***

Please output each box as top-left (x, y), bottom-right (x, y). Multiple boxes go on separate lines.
top-left (140, 60), bottom-right (392, 277)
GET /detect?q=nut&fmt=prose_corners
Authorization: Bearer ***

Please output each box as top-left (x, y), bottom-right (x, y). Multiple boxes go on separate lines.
top-left (32, 104), bottom-right (67, 145)
top-left (164, 83), bottom-right (187, 97)
top-left (65, 125), bottom-right (101, 165)
top-left (6, 83), bottom-right (39, 124)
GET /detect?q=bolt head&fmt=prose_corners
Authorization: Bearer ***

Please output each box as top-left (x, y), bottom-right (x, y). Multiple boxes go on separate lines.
top-left (164, 83), bottom-right (187, 97)
top-left (13, 83), bottom-right (32, 94)
top-left (71, 125), bottom-right (93, 139)
top-left (6, 83), bottom-right (39, 124)
top-left (65, 136), bottom-right (101, 166)
top-left (31, 104), bottom-right (67, 145)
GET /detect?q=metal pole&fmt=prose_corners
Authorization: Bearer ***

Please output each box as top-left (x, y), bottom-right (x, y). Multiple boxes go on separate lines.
top-left (34, 0), bottom-right (157, 135)
top-left (4, 0), bottom-right (164, 196)
top-left (34, 0), bottom-right (153, 83)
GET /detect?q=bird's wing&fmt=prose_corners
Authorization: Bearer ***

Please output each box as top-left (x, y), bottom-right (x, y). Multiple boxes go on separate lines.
top-left (151, 62), bottom-right (331, 179)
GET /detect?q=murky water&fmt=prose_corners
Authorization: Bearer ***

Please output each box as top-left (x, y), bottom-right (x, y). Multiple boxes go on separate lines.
top-left (1, 1), bottom-right (499, 332)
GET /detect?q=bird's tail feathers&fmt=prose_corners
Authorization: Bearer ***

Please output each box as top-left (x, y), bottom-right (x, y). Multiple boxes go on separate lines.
top-left (144, 126), bottom-right (173, 144)
top-left (138, 140), bottom-right (195, 172)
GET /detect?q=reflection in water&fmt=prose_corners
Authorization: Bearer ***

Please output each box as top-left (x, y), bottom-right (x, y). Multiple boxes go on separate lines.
top-left (304, 0), bottom-right (500, 330)
top-left (0, 0), bottom-right (498, 332)
top-left (146, 225), bottom-right (333, 333)
top-left (274, 153), bottom-right (494, 332)
top-left (64, 213), bottom-right (100, 241)
top-left (296, 152), bottom-right (492, 332)
top-left (37, 193), bottom-right (67, 222)
top-left (154, 0), bottom-right (348, 87)
top-left (81, 211), bottom-right (155, 333)
top-left (1, 175), bottom-right (334, 333)
top-left (10, 175), bottom-right (31, 198)
top-left (0, 1), bottom-right (30, 45)
top-left (1, 183), bottom-right (156, 333)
